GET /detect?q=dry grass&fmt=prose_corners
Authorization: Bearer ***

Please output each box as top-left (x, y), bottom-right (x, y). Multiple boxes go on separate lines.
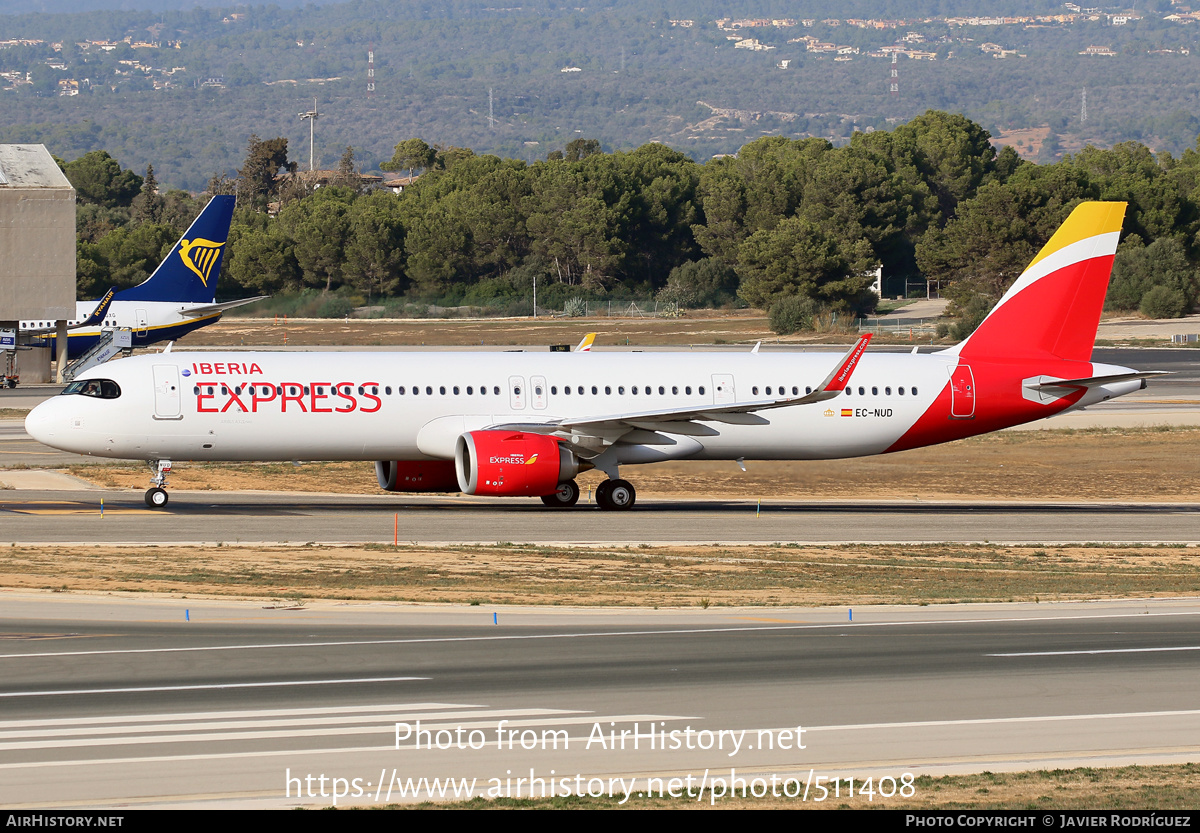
top-left (5, 541), bottom-right (1200, 606)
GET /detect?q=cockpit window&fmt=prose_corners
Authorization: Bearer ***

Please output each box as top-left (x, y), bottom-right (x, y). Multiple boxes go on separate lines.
top-left (63, 379), bottom-right (121, 399)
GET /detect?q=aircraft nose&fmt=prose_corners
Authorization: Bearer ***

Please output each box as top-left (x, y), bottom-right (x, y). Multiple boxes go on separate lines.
top-left (24, 400), bottom-right (61, 447)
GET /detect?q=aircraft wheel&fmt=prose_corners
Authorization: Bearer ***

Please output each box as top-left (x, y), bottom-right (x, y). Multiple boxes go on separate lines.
top-left (594, 479), bottom-right (613, 508)
top-left (540, 480), bottom-right (580, 508)
top-left (144, 487), bottom-right (169, 509)
top-left (597, 479), bottom-right (635, 511)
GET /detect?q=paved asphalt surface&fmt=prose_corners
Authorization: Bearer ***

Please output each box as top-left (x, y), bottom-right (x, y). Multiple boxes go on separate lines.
top-left (1, 595), bottom-right (1199, 808)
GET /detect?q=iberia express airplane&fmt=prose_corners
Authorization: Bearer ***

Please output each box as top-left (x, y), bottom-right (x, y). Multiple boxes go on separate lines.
top-left (25, 202), bottom-right (1160, 509)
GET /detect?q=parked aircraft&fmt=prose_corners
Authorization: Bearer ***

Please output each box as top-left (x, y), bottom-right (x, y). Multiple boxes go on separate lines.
top-left (19, 195), bottom-right (261, 359)
top-left (25, 202), bottom-right (1161, 509)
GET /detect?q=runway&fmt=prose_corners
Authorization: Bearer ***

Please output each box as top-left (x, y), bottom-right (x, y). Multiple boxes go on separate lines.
top-left (2, 594), bottom-right (1199, 807)
top-left (1, 489), bottom-right (1198, 544)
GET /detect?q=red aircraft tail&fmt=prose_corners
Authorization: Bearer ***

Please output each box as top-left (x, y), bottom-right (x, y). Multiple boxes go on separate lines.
top-left (949, 201), bottom-right (1127, 363)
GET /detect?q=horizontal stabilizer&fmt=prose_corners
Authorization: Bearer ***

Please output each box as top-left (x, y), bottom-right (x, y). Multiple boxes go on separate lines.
top-left (176, 296), bottom-right (268, 318)
top-left (1031, 371), bottom-right (1168, 389)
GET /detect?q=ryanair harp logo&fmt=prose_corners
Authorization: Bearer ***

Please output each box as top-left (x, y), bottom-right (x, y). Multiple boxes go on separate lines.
top-left (179, 238), bottom-right (226, 287)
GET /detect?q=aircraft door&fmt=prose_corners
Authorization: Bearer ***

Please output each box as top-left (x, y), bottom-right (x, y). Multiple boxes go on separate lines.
top-left (152, 364), bottom-right (183, 419)
top-left (949, 363), bottom-right (975, 419)
top-left (712, 374), bottom-right (735, 405)
top-left (508, 376), bottom-right (526, 410)
top-left (531, 375), bottom-right (547, 410)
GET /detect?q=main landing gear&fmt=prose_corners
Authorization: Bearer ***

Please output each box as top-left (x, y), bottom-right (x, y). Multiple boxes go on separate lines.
top-left (145, 459), bottom-right (172, 508)
top-left (539, 478), bottom-right (637, 510)
top-left (594, 478), bottom-right (636, 511)
top-left (540, 480), bottom-right (580, 508)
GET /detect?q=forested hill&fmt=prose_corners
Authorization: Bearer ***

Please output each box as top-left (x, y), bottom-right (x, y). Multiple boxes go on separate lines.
top-left (1, 0), bottom-right (1198, 190)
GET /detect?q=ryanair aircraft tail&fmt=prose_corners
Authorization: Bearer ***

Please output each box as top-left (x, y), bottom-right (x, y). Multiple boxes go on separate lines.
top-left (115, 195), bottom-right (236, 304)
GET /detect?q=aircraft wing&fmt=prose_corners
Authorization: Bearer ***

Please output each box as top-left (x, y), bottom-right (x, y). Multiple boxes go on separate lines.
top-left (176, 296), bottom-right (268, 318)
top-left (490, 334), bottom-right (872, 450)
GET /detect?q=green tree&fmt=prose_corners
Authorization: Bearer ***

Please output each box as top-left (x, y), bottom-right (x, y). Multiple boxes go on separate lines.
top-left (564, 138), bottom-right (602, 162)
top-left (737, 215), bottom-right (877, 313)
top-left (1107, 235), bottom-right (1199, 315)
top-left (64, 151), bottom-right (143, 208)
top-left (343, 191), bottom-right (406, 300)
top-left (132, 164), bottom-right (165, 224)
top-left (381, 138), bottom-right (436, 179)
top-left (274, 186), bottom-right (357, 292)
top-left (236, 135), bottom-right (294, 211)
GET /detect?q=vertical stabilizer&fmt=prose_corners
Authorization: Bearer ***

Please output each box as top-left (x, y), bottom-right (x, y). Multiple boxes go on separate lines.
top-left (114, 195), bottom-right (236, 304)
top-left (950, 201), bottom-right (1126, 362)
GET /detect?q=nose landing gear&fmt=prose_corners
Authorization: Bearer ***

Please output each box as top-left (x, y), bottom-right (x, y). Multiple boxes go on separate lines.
top-left (144, 459), bottom-right (172, 508)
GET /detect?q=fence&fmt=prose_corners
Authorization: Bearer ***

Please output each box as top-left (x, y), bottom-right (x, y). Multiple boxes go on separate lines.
top-left (855, 316), bottom-right (941, 336)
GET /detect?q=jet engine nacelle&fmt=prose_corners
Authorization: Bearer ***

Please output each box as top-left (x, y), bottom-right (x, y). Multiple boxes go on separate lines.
top-left (454, 430), bottom-right (587, 496)
top-left (375, 459), bottom-right (460, 492)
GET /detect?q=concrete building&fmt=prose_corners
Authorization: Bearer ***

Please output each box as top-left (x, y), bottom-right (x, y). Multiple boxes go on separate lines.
top-left (0, 144), bottom-right (76, 383)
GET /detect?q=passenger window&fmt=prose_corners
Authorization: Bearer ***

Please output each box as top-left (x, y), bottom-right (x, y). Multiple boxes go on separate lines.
top-left (551, 386), bottom-right (558, 395)
top-left (453, 386), bottom-right (460, 395)
top-left (494, 386), bottom-right (501, 395)
top-left (399, 386), bottom-right (406, 395)
top-left (426, 386), bottom-right (433, 395)
top-left (466, 386), bottom-right (473, 395)
top-left (631, 386), bottom-right (638, 395)
top-left (591, 386), bottom-right (598, 395)
top-left (858, 386), bottom-right (865, 396)
top-left (618, 386), bottom-right (625, 394)
top-left (912, 386), bottom-right (918, 395)
top-left (699, 386), bottom-right (705, 395)
top-left (578, 386), bottom-right (584, 395)
top-left (564, 386), bottom-right (571, 395)
top-left (658, 386), bottom-right (665, 395)
top-left (872, 387), bottom-right (878, 395)
top-left (672, 386), bottom-right (678, 395)
top-left (605, 386), bottom-right (612, 395)
top-left (439, 386), bottom-right (446, 395)
top-left (885, 387), bottom-right (891, 395)
top-left (685, 386), bottom-right (692, 395)
top-left (752, 386), bottom-right (759, 395)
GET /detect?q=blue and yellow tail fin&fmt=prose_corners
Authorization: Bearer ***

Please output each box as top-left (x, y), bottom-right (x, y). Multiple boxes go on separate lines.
top-left (115, 195), bottom-right (236, 304)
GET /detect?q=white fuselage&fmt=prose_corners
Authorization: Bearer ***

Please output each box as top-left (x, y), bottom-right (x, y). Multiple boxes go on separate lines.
top-left (21, 301), bottom-right (221, 350)
top-left (24, 349), bottom-right (1139, 466)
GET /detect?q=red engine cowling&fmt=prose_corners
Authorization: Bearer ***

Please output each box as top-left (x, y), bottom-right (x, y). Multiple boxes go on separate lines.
top-left (454, 431), bottom-right (586, 496)
top-left (375, 460), bottom-right (460, 492)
